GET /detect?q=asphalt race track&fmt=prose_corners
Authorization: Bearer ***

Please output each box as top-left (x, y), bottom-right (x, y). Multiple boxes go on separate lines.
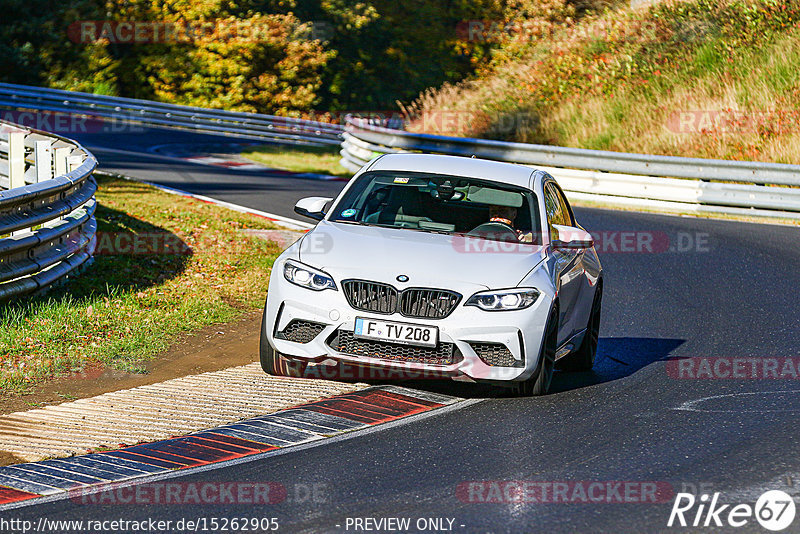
top-left (8, 127), bottom-right (800, 532)
top-left (71, 127), bottom-right (345, 220)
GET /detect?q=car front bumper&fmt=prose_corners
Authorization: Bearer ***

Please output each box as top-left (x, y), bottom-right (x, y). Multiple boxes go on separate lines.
top-left (265, 273), bottom-right (554, 383)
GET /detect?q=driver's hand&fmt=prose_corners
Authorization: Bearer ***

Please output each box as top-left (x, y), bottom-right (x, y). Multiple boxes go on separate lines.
top-left (517, 231), bottom-right (533, 243)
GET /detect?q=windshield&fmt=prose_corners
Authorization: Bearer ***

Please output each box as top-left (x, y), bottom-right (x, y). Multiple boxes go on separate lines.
top-left (328, 171), bottom-right (541, 244)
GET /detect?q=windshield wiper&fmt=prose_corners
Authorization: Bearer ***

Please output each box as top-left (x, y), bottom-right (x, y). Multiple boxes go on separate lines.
top-left (415, 228), bottom-right (454, 236)
top-left (334, 220), bottom-right (460, 236)
top-left (332, 220), bottom-right (373, 227)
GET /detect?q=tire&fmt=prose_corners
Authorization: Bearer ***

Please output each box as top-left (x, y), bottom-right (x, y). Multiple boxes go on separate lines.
top-left (557, 283), bottom-right (602, 372)
top-left (259, 301), bottom-right (307, 378)
top-left (511, 307), bottom-right (558, 397)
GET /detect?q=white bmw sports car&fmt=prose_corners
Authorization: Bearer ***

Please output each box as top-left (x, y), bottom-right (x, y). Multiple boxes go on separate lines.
top-left (260, 154), bottom-right (603, 396)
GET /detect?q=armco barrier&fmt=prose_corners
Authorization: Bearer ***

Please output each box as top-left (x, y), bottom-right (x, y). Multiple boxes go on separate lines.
top-left (0, 119), bottom-right (97, 301)
top-left (341, 117), bottom-right (800, 219)
top-left (0, 83), bottom-right (343, 147)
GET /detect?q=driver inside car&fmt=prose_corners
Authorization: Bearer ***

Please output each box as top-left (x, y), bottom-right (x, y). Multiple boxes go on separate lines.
top-left (488, 205), bottom-right (534, 243)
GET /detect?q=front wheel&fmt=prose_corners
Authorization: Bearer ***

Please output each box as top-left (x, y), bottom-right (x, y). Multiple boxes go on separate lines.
top-left (511, 307), bottom-right (558, 397)
top-left (259, 302), bottom-right (307, 378)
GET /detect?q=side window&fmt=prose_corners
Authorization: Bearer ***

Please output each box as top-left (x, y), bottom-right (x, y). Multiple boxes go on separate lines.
top-left (544, 183), bottom-right (567, 241)
top-left (551, 184), bottom-right (574, 226)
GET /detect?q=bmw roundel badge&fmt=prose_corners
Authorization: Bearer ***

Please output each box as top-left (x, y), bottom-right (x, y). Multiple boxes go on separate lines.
top-left (396, 275), bottom-right (409, 283)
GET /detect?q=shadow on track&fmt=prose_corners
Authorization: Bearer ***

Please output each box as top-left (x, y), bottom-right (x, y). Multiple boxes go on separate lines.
top-left (338, 336), bottom-right (685, 399)
top-left (549, 336), bottom-right (685, 394)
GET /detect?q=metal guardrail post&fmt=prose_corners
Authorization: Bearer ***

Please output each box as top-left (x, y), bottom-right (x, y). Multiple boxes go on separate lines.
top-left (54, 146), bottom-right (70, 175)
top-left (35, 140), bottom-right (52, 182)
top-left (68, 155), bottom-right (83, 171)
top-left (8, 130), bottom-right (24, 189)
top-left (7, 130), bottom-right (27, 235)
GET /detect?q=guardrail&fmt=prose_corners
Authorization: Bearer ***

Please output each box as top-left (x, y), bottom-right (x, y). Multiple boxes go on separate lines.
top-left (0, 83), bottom-right (343, 147)
top-left (0, 119), bottom-right (97, 301)
top-left (341, 117), bottom-right (800, 219)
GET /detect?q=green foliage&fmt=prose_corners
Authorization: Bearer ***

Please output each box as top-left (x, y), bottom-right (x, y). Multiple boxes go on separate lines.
top-left (0, 0), bottom-right (511, 113)
top-left (309, 0), bottom-right (505, 110)
top-left (0, 0), bottom-right (105, 89)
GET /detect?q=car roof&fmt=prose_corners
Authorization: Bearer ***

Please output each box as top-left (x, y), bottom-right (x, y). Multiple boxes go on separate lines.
top-left (367, 153), bottom-right (537, 190)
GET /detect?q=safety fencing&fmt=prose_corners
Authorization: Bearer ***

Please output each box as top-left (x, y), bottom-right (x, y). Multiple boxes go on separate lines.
top-left (341, 117), bottom-right (800, 219)
top-left (0, 119), bottom-right (97, 301)
top-left (0, 83), bottom-right (343, 147)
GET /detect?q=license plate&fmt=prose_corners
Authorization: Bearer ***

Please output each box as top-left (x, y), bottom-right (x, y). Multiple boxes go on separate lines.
top-left (353, 317), bottom-right (438, 348)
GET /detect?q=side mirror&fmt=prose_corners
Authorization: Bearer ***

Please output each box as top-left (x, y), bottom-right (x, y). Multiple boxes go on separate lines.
top-left (294, 197), bottom-right (333, 221)
top-left (551, 224), bottom-right (594, 250)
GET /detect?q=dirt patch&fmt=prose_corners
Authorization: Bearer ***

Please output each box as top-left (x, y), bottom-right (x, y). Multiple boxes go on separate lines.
top-left (0, 450), bottom-right (27, 466)
top-left (0, 311), bottom-right (262, 415)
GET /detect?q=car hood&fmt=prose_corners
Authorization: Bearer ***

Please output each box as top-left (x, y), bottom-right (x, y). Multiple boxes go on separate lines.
top-left (298, 221), bottom-right (546, 291)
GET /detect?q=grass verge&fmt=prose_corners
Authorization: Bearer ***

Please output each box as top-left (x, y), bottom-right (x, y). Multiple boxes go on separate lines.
top-left (0, 175), bottom-right (283, 395)
top-left (241, 144), bottom-right (351, 178)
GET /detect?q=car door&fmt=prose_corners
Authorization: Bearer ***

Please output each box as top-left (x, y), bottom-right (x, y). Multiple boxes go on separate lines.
top-left (544, 181), bottom-right (585, 344)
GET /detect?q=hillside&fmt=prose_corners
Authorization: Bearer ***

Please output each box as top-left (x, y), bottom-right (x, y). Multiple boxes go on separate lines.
top-left (407, 0), bottom-right (800, 164)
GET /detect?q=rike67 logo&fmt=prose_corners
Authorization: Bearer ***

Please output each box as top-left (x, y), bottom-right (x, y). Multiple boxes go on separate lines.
top-left (668, 490), bottom-right (796, 531)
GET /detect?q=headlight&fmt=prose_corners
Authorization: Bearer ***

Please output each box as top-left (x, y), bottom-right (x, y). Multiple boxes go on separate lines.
top-left (465, 288), bottom-right (540, 311)
top-left (283, 260), bottom-right (336, 291)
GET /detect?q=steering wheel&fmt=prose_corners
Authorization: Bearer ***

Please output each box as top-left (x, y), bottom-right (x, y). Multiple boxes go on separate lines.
top-left (467, 221), bottom-right (519, 242)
